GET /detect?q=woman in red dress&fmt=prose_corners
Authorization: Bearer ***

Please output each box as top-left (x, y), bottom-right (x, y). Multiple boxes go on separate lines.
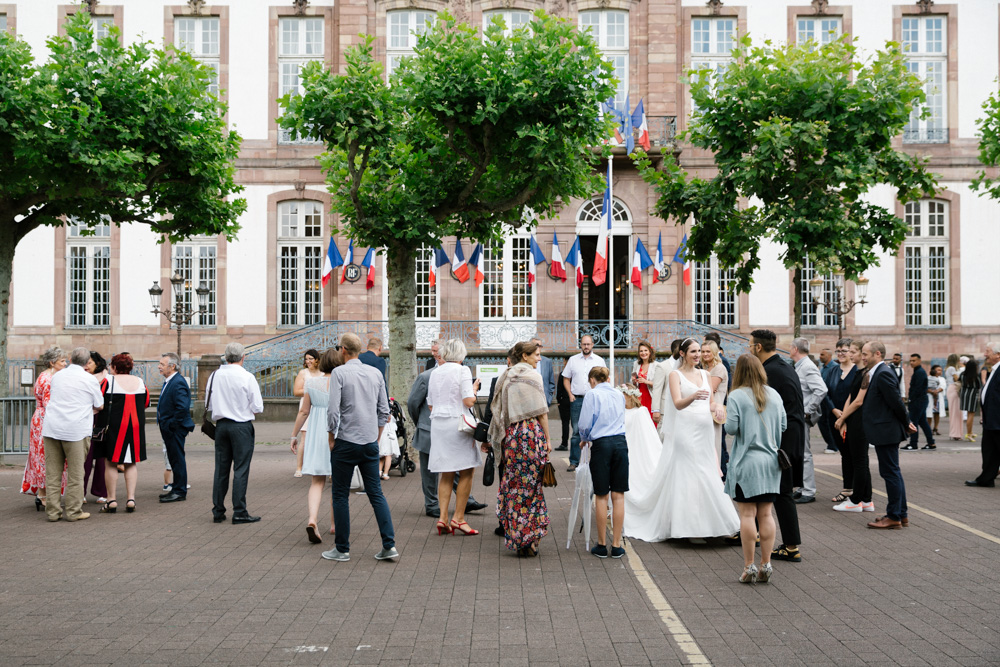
top-left (21, 347), bottom-right (68, 510)
top-left (99, 353), bottom-right (150, 514)
top-left (631, 340), bottom-right (657, 419)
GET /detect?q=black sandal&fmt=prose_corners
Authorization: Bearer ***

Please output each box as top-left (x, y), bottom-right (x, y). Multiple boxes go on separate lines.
top-left (831, 491), bottom-right (852, 503)
top-left (100, 500), bottom-right (117, 514)
top-left (125, 499), bottom-right (135, 513)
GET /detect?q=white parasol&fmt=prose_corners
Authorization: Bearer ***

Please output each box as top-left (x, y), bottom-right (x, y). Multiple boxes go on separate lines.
top-left (566, 445), bottom-right (594, 550)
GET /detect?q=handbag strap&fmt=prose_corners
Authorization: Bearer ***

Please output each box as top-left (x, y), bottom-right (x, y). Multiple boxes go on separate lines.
top-left (205, 371), bottom-right (216, 414)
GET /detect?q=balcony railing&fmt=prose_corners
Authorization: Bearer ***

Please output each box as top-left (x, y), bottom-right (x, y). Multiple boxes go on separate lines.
top-left (645, 116), bottom-right (677, 148)
top-left (902, 127), bottom-right (948, 144)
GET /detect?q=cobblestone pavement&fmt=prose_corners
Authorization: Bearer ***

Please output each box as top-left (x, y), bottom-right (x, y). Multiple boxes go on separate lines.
top-left (0, 418), bottom-right (998, 666)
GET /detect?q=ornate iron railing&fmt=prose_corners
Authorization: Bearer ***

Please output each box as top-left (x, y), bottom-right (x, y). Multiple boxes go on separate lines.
top-left (902, 127), bottom-right (948, 144)
top-left (647, 116), bottom-right (677, 147)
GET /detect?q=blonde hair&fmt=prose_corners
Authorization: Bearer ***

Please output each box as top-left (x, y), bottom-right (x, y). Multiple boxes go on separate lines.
top-left (622, 384), bottom-right (643, 410)
top-left (731, 354), bottom-right (769, 413)
top-left (701, 340), bottom-right (720, 368)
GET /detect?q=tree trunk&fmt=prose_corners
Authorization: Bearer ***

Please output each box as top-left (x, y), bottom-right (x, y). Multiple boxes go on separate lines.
top-left (792, 267), bottom-right (802, 339)
top-left (386, 242), bottom-right (417, 439)
top-left (0, 221), bottom-right (16, 398)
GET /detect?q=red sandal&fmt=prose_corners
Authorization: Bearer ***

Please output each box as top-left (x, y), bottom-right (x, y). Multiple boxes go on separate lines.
top-left (450, 520), bottom-right (479, 536)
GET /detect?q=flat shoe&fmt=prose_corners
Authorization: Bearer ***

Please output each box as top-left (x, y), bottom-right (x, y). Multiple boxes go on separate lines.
top-left (306, 524), bottom-right (322, 544)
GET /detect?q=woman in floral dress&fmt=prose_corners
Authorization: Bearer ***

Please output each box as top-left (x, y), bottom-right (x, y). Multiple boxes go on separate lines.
top-left (21, 347), bottom-right (68, 509)
top-left (488, 340), bottom-right (551, 557)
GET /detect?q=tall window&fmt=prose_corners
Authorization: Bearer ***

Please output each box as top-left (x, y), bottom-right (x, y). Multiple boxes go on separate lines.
top-left (902, 15), bottom-right (947, 144)
top-left (579, 10), bottom-right (628, 107)
top-left (91, 15), bottom-right (114, 40)
top-left (176, 17), bottom-right (220, 95)
top-left (483, 9), bottom-right (530, 36)
top-left (480, 236), bottom-right (532, 320)
top-left (690, 17), bottom-right (735, 106)
top-left (278, 17), bottom-right (324, 144)
top-left (172, 241), bottom-right (217, 327)
top-left (278, 201), bottom-right (323, 327)
top-left (903, 200), bottom-right (949, 327)
top-left (386, 10), bottom-right (434, 79)
top-left (796, 16), bottom-right (841, 46)
top-left (1, 14), bottom-right (7, 32)
top-left (414, 246), bottom-right (438, 320)
top-left (800, 259), bottom-right (838, 328)
top-left (693, 256), bottom-right (736, 327)
top-left (66, 219), bottom-right (111, 328)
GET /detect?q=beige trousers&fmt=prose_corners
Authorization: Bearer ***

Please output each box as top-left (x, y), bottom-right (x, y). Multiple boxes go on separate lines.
top-left (43, 436), bottom-right (89, 521)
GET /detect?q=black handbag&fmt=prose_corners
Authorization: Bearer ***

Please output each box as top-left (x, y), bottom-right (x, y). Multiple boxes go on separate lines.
top-left (201, 372), bottom-right (216, 440)
top-left (483, 448), bottom-right (495, 487)
top-left (92, 377), bottom-right (114, 443)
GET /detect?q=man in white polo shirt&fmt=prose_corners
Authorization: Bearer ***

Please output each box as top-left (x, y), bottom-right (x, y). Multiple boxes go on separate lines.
top-left (41, 346), bottom-right (104, 522)
top-left (561, 335), bottom-right (606, 472)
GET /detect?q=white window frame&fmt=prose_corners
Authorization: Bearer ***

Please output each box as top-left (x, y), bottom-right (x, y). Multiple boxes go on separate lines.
top-left (483, 9), bottom-right (531, 37)
top-left (579, 10), bottom-right (629, 108)
top-left (796, 16), bottom-right (842, 46)
top-left (66, 219), bottom-right (111, 329)
top-left (414, 245), bottom-right (439, 321)
top-left (692, 255), bottom-right (737, 328)
top-left (277, 200), bottom-right (325, 327)
top-left (91, 15), bottom-right (114, 41)
top-left (386, 10), bottom-right (435, 81)
top-left (172, 240), bottom-right (217, 328)
top-left (902, 15), bottom-right (947, 144)
top-left (175, 16), bottom-right (220, 95)
top-left (278, 16), bottom-right (325, 144)
top-left (800, 259), bottom-right (838, 328)
top-left (903, 200), bottom-right (949, 328)
top-left (479, 234), bottom-right (534, 322)
top-left (690, 17), bottom-right (735, 110)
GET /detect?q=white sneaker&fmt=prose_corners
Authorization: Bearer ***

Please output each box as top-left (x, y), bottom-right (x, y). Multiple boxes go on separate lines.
top-left (833, 500), bottom-right (863, 513)
top-left (862, 501), bottom-right (875, 512)
top-left (823, 448), bottom-right (837, 454)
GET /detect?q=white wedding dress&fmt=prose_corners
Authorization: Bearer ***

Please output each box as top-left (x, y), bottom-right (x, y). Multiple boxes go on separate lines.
top-left (624, 408), bottom-right (663, 495)
top-left (624, 369), bottom-right (740, 541)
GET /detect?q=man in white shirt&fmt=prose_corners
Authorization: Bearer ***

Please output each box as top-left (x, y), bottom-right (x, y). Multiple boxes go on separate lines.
top-left (561, 335), bottom-right (606, 471)
top-left (888, 352), bottom-right (906, 401)
top-left (206, 342), bottom-right (264, 524)
top-left (41, 346), bottom-right (104, 522)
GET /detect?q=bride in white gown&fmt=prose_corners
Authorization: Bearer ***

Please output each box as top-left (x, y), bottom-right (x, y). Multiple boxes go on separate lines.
top-left (624, 339), bottom-right (740, 541)
top-left (620, 385), bottom-right (662, 494)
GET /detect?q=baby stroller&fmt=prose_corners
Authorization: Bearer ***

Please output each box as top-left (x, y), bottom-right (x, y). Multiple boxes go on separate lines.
top-left (388, 398), bottom-right (416, 477)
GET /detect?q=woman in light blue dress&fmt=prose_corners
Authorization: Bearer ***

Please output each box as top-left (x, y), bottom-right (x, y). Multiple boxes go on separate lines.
top-left (291, 348), bottom-right (342, 544)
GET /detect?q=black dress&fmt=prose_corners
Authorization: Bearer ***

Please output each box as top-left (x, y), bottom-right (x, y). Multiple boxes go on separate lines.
top-left (845, 370), bottom-right (872, 504)
top-left (100, 378), bottom-right (150, 465)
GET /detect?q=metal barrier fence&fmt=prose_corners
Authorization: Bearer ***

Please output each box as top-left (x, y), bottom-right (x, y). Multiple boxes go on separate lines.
top-left (6, 360), bottom-right (37, 397)
top-left (1, 396), bottom-right (35, 454)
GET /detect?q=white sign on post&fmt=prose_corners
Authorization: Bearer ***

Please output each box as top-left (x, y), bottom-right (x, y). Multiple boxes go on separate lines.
top-left (475, 365), bottom-right (504, 397)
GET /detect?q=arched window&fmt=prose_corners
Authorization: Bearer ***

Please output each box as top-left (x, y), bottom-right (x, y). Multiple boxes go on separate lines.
top-left (575, 196), bottom-right (632, 234)
top-left (277, 200), bottom-right (324, 327)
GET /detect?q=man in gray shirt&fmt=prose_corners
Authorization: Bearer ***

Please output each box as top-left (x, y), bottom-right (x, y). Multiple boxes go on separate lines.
top-left (325, 333), bottom-right (398, 562)
top-left (791, 338), bottom-right (828, 504)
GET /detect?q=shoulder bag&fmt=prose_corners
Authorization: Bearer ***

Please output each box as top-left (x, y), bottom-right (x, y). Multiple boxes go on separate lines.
top-left (201, 371), bottom-right (217, 440)
top-left (540, 460), bottom-right (558, 487)
top-left (482, 448), bottom-right (495, 487)
top-left (92, 377), bottom-right (114, 443)
top-left (756, 403), bottom-right (791, 471)
top-left (458, 402), bottom-right (484, 436)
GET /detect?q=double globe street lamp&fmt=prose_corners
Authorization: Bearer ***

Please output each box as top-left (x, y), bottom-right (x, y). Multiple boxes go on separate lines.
top-left (808, 272), bottom-right (869, 340)
top-left (149, 272), bottom-right (210, 358)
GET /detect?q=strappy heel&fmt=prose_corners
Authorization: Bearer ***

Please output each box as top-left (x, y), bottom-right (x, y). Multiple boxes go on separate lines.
top-left (450, 520), bottom-right (479, 536)
top-left (35, 497), bottom-right (44, 512)
top-left (125, 499), bottom-right (135, 513)
top-left (739, 563), bottom-right (758, 584)
top-left (436, 520), bottom-right (452, 536)
top-left (100, 500), bottom-right (118, 514)
top-left (757, 562), bottom-right (773, 584)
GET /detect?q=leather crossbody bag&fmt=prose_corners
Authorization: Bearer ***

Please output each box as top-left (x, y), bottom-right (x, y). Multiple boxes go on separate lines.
top-left (201, 372), bottom-right (217, 440)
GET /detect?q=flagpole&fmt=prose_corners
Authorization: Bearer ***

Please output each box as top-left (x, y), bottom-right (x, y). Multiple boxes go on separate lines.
top-left (607, 155), bottom-right (614, 382)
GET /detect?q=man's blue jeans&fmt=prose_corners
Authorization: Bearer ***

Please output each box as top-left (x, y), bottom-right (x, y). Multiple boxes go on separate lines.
top-left (330, 439), bottom-right (395, 553)
top-left (873, 444), bottom-right (908, 521)
top-left (569, 397), bottom-right (583, 466)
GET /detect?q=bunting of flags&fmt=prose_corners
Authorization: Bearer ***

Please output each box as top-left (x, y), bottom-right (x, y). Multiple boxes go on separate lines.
top-left (672, 233), bottom-right (690, 286)
top-left (360, 247), bottom-right (376, 290)
top-left (549, 233), bottom-right (566, 282)
top-left (653, 232), bottom-right (665, 283)
top-left (429, 247), bottom-right (450, 288)
top-left (565, 236), bottom-right (585, 288)
top-left (591, 161), bottom-right (613, 287)
top-left (452, 238), bottom-right (470, 283)
top-left (322, 237), bottom-right (344, 287)
top-left (468, 243), bottom-right (485, 287)
top-left (340, 240), bottom-right (355, 284)
top-left (630, 238), bottom-right (655, 290)
top-left (528, 236), bottom-right (547, 286)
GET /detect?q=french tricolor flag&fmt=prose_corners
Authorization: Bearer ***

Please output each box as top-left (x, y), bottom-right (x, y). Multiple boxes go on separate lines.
top-left (360, 247), bottom-right (375, 290)
top-left (630, 237), bottom-right (655, 290)
top-left (322, 238), bottom-right (344, 287)
top-left (565, 236), bottom-right (584, 288)
top-left (340, 240), bottom-right (355, 284)
top-left (631, 98), bottom-right (650, 152)
top-left (429, 247), bottom-right (450, 288)
top-left (549, 232), bottom-right (566, 282)
top-left (528, 235), bottom-right (546, 286)
top-left (653, 232), bottom-right (664, 283)
top-left (673, 234), bottom-right (690, 286)
top-left (592, 162), bottom-right (612, 286)
top-left (452, 238), bottom-right (470, 283)
top-left (468, 243), bottom-right (485, 287)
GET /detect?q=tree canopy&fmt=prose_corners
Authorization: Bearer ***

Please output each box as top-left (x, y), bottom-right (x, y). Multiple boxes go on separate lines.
top-left (280, 10), bottom-right (616, 402)
top-left (972, 87), bottom-right (1000, 200)
top-left (637, 35), bottom-right (938, 292)
top-left (0, 12), bottom-right (245, 388)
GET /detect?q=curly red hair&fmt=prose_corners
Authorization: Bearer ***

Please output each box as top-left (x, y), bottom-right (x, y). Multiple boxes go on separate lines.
top-left (110, 353), bottom-right (134, 375)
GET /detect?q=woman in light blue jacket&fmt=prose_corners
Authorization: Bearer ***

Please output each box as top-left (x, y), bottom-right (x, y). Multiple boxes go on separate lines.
top-left (724, 354), bottom-right (786, 584)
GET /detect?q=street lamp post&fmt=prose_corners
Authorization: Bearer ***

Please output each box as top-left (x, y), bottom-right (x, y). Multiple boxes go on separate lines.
top-left (149, 272), bottom-right (210, 358)
top-left (808, 272), bottom-right (869, 340)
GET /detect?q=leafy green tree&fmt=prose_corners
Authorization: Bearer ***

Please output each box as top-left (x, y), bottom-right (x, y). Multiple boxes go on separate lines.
top-left (280, 11), bottom-right (615, 402)
top-left (0, 13), bottom-right (245, 391)
top-left (972, 89), bottom-right (1000, 199)
top-left (637, 36), bottom-right (937, 335)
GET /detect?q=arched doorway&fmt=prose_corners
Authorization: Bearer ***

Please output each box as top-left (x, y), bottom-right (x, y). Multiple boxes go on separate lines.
top-left (575, 196), bottom-right (632, 344)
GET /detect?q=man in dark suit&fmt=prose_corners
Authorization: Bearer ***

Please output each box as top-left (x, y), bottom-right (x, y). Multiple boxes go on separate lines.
top-left (406, 368), bottom-right (485, 517)
top-left (903, 353), bottom-right (935, 450)
top-left (424, 339), bottom-right (443, 372)
top-left (967, 342), bottom-right (1000, 487)
top-left (359, 337), bottom-right (388, 399)
top-left (157, 352), bottom-right (194, 503)
top-left (862, 342), bottom-right (917, 529)
top-left (751, 329), bottom-right (804, 563)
